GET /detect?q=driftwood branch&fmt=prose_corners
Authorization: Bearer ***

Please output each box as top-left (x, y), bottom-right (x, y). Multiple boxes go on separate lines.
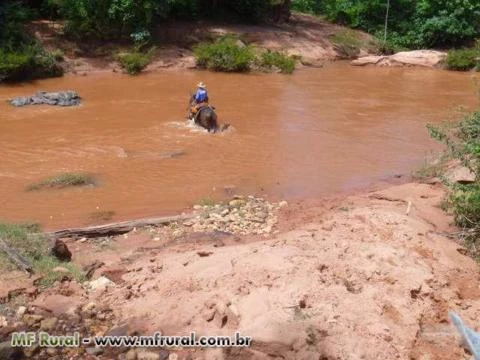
top-left (0, 238), bottom-right (34, 274)
top-left (49, 214), bottom-right (195, 239)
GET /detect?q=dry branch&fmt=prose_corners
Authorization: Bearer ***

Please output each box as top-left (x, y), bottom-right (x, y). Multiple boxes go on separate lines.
top-left (49, 214), bottom-right (195, 239)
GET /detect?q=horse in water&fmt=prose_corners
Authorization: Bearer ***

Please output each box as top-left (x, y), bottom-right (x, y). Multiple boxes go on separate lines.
top-left (187, 97), bottom-right (230, 133)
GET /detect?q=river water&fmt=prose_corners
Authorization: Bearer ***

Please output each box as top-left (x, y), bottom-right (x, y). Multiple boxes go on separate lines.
top-left (0, 63), bottom-right (478, 228)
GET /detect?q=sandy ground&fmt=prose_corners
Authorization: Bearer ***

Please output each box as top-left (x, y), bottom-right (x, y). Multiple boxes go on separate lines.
top-left (1, 181), bottom-right (479, 359)
top-left (27, 14), bottom-right (376, 75)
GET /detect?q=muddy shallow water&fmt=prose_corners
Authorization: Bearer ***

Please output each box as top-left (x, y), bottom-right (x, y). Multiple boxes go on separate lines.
top-left (0, 63), bottom-right (478, 228)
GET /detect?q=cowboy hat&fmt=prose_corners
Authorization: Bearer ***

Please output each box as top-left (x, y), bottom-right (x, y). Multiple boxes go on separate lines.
top-left (197, 82), bottom-right (207, 89)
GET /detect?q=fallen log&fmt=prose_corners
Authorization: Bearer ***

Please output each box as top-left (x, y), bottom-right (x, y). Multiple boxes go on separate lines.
top-left (49, 214), bottom-right (195, 239)
top-left (0, 238), bottom-right (34, 274)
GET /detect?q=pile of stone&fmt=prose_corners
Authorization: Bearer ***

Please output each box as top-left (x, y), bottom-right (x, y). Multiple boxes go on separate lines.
top-left (186, 196), bottom-right (287, 235)
top-left (9, 91), bottom-right (81, 107)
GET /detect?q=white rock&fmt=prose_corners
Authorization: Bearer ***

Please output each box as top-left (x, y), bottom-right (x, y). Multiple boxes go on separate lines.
top-left (351, 50), bottom-right (446, 68)
top-left (88, 276), bottom-right (115, 290)
top-left (0, 316), bottom-right (7, 328)
top-left (16, 306), bottom-right (27, 318)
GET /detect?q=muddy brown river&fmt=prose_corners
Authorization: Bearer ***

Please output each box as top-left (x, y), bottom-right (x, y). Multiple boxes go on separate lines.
top-left (0, 63), bottom-right (478, 229)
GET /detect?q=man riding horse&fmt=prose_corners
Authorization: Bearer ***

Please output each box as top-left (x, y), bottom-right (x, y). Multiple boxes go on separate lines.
top-left (190, 82), bottom-right (209, 118)
top-left (187, 82), bottom-right (229, 133)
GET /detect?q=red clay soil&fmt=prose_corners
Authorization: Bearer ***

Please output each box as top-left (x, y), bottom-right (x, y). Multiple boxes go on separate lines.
top-left (27, 14), bottom-right (377, 75)
top-left (1, 181), bottom-right (479, 359)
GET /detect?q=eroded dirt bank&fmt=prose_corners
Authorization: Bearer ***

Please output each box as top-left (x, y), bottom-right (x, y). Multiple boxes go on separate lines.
top-left (29, 13), bottom-right (377, 74)
top-left (1, 181), bottom-right (479, 359)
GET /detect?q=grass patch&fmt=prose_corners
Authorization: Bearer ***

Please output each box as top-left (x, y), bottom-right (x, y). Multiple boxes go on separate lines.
top-left (115, 47), bottom-right (155, 75)
top-left (27, 173), bottom-right (95, 191)
top-left (49, 49), bottom-right (65, 62)
top-left (329, 29), bottom-right (378, 58)
top-left (428, 109), bottom-right (480, 257)
top-left (0, 222), bottom-right (85, 287)
top-left (259, 50), bottom-right (296, 74)
top-left (193, 36), bottom-right (255, 72)
top-left (0, 46), bottom-right (63, 82)
top-left (445, 48), bottom-right (480, 71)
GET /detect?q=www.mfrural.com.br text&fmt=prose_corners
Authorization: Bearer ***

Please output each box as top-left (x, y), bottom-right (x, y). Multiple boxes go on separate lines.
top-left (11, 331), bottom-right (252, 348)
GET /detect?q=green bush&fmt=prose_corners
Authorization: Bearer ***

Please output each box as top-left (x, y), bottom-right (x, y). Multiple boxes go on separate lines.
top-left (445, 48), bottom-right (480, 71)
top-left (428, 110), bottom-right (480, 252)
top-left (0, 3), bottom-right (63, 82)
top-left (59, 0), bottom-right (158, 39)
top-left (194, 36), bottom-right (255, 72)
top-left (0, 46), bottom-right (63, 82)
top-left (115, 47), bottom-right (155, 75)
top-left (0, 1), bottom-right (33, 50)
top-left (259, 50), bottom-right (296, 73)
top-left (291, 0), bottom-right (322, 14)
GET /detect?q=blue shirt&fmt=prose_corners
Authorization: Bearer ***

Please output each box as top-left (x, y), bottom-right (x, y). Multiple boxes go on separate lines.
top-left (195, 88), bottom-right (208, 102)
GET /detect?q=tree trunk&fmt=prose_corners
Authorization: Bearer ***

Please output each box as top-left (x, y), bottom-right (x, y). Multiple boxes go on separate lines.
top-left (49, 214), bottom-right (195, 239)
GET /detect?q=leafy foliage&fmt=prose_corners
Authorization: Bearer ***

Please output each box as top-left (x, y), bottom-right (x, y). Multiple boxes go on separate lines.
top-left (259, 50), bottom-right (296, 73)
top-left (57, 0), bottom-right (158, 39)
top-left (115, 47), bottom-right (155, 75)
top-left (291, 0), bottom-right (322, 14)
top-left (194, 36), bottom-right (255, 72)
top-left (0, 45), bottom-right (63, 82)
top-left (0, 2), bottom-right (63, 82)
top-left (320, 0), bottom-right (480, 49)
top-left (0, 1), bottom-right (33, 50)
top-left (445, 48), bottom-right (480, 71)
top-left (428, 109), bottom-right (480, 251)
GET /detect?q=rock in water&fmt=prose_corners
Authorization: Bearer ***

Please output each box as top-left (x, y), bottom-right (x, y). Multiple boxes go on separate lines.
top-left (51, 239), bottom-right (72, 262)
top-left (9, 91), bottom-right (81, 107)
top-left (351, 50), bottom-right (446, 68)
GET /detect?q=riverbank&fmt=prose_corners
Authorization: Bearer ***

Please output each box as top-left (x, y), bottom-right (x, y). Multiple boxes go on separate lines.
top-left (28, 13), bottom-right (379, 75)
top-left (0, 179), bottom-right (478, 359)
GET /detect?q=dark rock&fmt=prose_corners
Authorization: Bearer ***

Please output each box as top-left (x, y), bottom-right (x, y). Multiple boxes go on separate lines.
top-left (0, 341), bottom-right (23, 360)
top-left (9, 91), bottom-right (81, 107)
top-left (51, 239), bottom-right (72, 262)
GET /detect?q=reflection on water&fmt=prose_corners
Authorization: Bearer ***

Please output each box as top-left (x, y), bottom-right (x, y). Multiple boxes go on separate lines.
top-left (0, 63), bottom-right (477, 228)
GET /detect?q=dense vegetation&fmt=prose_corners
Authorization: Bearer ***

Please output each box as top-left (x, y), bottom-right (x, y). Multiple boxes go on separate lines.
top-left (194, 37), bottom-right (255, 72)
top-left (194, 36), bottom-right (297, 73)
top-left (0, 0), bottom-right (292, 80)
top-left (35, 0), bottom-right (292, 39)
top-left (291, 0), bottom-right (480, 50)
top-left (428, 108), bottom-right (480, 259)
top-left (445, 47), bottom-right (480, 71)
top-left (0, 2), bottom-right (63, 81)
